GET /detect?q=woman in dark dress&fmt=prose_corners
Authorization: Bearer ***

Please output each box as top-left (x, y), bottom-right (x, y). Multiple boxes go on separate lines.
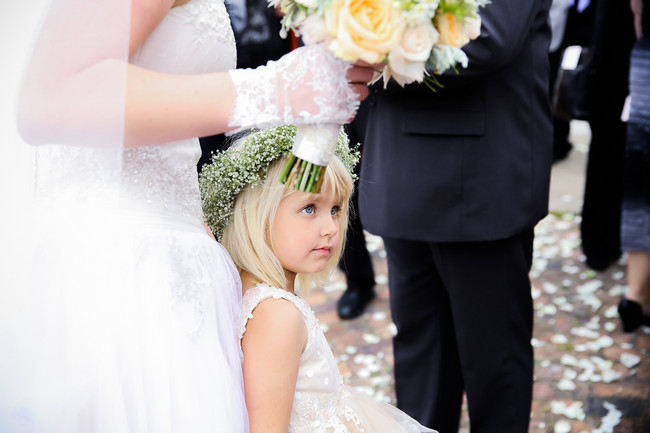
top-left (618, 0), bottom-right (650, 332)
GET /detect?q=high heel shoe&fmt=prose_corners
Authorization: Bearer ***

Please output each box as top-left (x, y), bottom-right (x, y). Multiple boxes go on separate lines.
top-left (617, 298), bottom-right (650, 333)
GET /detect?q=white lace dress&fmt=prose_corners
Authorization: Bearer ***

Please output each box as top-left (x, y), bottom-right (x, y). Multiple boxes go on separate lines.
top-left (0, 1), bottom-right (247, 432)
top-left (240, 284), bottom-right (436, 433)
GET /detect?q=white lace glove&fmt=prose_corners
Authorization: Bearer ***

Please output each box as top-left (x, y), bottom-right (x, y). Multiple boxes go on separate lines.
top-left (228, 44), bottom-right (359, 132)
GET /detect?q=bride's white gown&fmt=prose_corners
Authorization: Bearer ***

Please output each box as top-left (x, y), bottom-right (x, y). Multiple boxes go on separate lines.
top-left (0, 1), bottom-right (248, 432)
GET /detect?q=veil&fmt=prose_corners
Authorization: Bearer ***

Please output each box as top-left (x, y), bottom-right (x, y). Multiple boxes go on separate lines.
top-left (0, 0), bottom-right (129, 246)
top-left (0, 0), bottom-right (131, 430)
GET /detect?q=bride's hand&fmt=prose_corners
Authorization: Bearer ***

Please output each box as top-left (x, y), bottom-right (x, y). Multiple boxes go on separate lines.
top-left (228, 44), bottom-right (364, 132)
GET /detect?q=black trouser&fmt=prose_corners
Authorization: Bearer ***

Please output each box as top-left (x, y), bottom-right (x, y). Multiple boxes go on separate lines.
top-left (383, 230), bottom-right (535, 433)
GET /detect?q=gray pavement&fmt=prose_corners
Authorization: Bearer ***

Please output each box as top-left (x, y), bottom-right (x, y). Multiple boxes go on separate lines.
top-left (549, 120), bottom-right (591, 215)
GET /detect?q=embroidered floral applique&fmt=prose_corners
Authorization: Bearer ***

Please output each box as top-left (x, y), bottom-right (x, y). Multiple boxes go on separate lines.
top-left (185, 0), bottom-right (235, 46)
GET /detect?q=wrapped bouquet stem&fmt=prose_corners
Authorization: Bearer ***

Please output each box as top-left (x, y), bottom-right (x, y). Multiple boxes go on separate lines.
top-left (279, 123), bottom-right (341, 192)
top-left (272, 0), bottom-right (488, 192)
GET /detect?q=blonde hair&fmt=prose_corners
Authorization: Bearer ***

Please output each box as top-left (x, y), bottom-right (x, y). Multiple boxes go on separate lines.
top-left (222, 148), bottom-right (354, 292)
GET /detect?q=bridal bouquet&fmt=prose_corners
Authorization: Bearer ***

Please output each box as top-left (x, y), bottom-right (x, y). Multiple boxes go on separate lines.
top-left (274, 0), bottom-right (488, 192)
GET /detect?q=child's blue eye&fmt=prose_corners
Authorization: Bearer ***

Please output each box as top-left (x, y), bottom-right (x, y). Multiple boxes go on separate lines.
top-left (331, 206), bottom-right (340, 216)
top-left (302, 205), bottom-right (315, 215)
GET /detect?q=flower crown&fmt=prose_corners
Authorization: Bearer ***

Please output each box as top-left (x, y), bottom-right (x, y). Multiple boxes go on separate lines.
top-left (199, 125), bottom-right (359, 240)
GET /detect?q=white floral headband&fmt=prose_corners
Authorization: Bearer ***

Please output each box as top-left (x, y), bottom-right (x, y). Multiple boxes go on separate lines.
top-left (199, 125), bottom-right (359, 240)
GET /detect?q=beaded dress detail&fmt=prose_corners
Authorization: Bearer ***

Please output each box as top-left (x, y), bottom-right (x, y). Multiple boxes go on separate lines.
top-left (240, 284), bottom-right (436, 433)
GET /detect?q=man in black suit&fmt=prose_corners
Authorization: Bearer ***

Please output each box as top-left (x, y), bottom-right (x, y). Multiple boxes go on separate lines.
top-left (358, 1), bottom-right (553, 432)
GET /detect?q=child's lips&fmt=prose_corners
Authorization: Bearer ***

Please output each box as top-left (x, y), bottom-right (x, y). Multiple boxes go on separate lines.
top-left (313, 246), bottom-right (332, 255)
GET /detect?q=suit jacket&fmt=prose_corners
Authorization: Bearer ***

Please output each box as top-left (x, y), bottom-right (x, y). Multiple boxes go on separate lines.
top-left (358, 0), bottom-right (554, 243)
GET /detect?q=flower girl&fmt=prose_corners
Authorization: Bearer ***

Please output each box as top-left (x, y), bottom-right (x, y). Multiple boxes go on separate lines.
top-left (200, 125), bottom-right (435, 433)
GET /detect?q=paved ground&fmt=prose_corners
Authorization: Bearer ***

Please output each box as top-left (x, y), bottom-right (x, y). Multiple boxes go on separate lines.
top-left (304, 121), bottom-right (650, 433)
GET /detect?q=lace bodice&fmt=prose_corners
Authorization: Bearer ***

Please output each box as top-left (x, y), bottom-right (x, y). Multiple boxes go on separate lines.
top-left (120, 0), bottom-right (236, 222)
top-left (240, 284), bottom-right (362, 433)
top-left (33, 0), bottom-right (235, 223)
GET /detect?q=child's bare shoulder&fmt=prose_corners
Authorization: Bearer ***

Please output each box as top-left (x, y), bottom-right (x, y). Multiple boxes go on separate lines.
top-left (242, 291), bottom-right (308, 350)
top-left (250, 295), bottom-right (304, 326)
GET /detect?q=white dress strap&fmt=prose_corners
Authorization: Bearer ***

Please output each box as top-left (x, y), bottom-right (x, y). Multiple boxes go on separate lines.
top-left (239, 283), bottom-right (312, 342)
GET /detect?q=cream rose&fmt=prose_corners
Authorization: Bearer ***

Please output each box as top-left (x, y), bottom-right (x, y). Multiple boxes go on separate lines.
top-left (387, 23), bottom-right (438, 85)
top-left (324, 0), bottom-right (404, 64)
top-left (435, 13), bottom-right (470, 48)
top-left (299, 15), bottom-right (329, 45)
top-left (464, 15), bottom-right (482, 40)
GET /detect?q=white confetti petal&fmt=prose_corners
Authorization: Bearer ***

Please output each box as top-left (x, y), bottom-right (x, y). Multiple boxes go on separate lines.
top-left (577, 280), bottom-right (603, 294)
top-left (558, 378), bottom-right (576, 390)
top-left (551, 400), bottom-right (586, 420)
top-left (564, 369), bottom-right (578, 380)
top-left (543, 304), bottom-right (558, 315)
top-left (603, 305), bottom-right (619, 319)
top-left (595, 336), bottom-right (614, 349)
top-left (601, 369), bottom-right (622, 383)
top-left (562, 265), bottom-right (580, 274)
top-left (554, 420), bottom-right (571, 433)
top-left (604, 322), bottom-right (617, 332)
top-left (362, 333), bottom-right (381, 345)
top-left (561, 354), bottom-right (578, 366)
top-left (559, 303), bottom-right (575, 312)
top-left (607, 285), bottom-right (626, 297)
top-left (593, 401), bottom-right (622, 433)
top-left (620, 352), bottom-right (641, 368)
top-left (370, 375), bottom-right (391, 388)
top-left (323, 281), bottom-right (346, 292)
top-left (543, 282), bottom-right (558, 294)
top-left (551, 334), bottom-right (568, 344)
top-left (357, 368), bottom-right (371, 378)
top-left (571, 327), bottom-right (600, 339)
top-left (531, 338), bottom-right (545, 348)
top-left (552, 296), bottom-right (568, 305)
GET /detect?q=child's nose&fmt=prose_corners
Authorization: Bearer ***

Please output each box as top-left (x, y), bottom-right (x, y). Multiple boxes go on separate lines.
top-left (321, 215), bottom-right (338, 238)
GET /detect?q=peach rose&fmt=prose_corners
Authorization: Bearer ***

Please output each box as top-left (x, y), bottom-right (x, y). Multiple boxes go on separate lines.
top-left (435, 13), bottom-right (470, 48)
top-left (325, 0), bottom-right (404, 64)
top-left (388, 23), bottom-right (438, 85)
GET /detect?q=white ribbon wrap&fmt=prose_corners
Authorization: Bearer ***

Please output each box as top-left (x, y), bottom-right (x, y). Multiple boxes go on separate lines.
top-left (292, 123), bottom-right (340, 166)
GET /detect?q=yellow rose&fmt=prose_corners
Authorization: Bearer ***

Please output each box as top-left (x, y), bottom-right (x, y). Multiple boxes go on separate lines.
top-left (435, 13), bottom-right (470, 48)
top-left (388, 23), bottom-right (438, 85)
top-left (325, 0), bottom-right (404, 64)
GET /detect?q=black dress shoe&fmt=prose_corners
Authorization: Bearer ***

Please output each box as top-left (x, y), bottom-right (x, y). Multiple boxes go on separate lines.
top-left (337, 286), bottom-right (375, 320)
top-left (618, 298), bottom-right (650, 333)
